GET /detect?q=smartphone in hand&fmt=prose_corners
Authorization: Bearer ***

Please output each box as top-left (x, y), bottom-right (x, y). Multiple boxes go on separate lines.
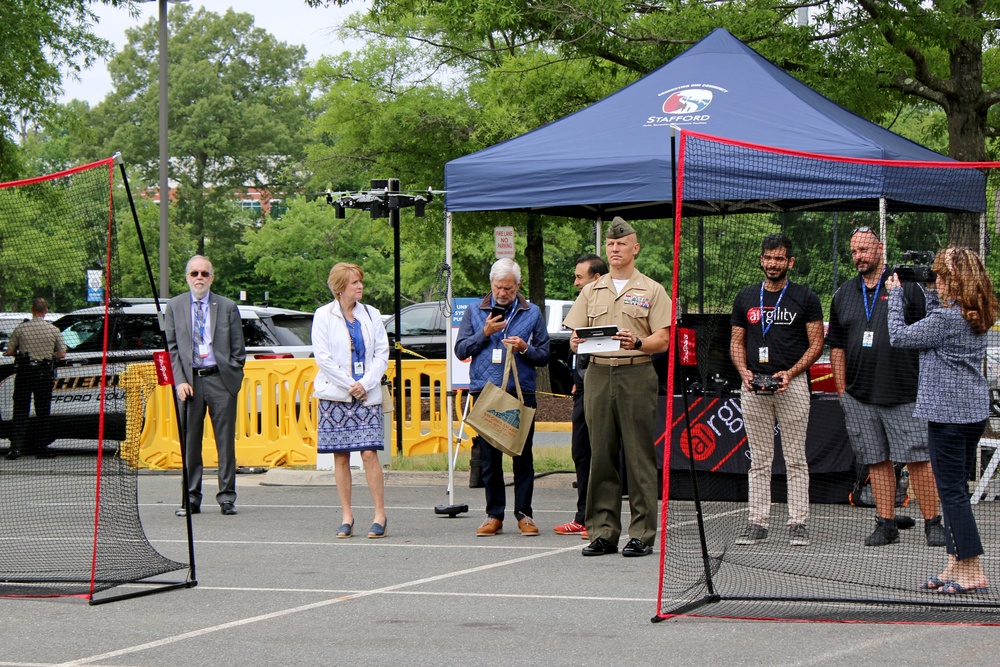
top-left (490, 305), bottom-right (507, 320)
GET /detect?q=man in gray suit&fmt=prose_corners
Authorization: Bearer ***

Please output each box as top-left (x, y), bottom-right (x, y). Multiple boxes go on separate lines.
top-left (165, 255), bottom-right (246, 516)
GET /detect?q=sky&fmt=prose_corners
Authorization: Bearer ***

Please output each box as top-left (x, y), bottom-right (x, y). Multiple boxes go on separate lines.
top-left (60, 0), bottom-right (364, 105)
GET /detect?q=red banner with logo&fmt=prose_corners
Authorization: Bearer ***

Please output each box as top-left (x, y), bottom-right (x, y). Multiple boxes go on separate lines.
top-left (153, 351), bottom-right (174, 386)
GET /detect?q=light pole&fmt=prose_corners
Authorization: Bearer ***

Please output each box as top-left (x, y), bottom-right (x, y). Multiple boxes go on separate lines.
top-left (143, 0), bottom-right (187, 298)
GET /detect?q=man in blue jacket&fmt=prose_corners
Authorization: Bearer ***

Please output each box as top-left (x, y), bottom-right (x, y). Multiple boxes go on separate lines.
top-left (455, 258), bottom-right (551, 537)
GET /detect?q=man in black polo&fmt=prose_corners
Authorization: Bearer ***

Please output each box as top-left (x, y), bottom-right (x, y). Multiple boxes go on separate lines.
top-left (731, 234), bottom-right (824, 547)
top-left (826, 226), bottom-right (944, 547)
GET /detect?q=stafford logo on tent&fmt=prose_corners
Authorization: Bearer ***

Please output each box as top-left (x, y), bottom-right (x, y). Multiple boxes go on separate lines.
top-left (663, 88), bottom-right (713, 114)
top-left (645, 84), bottom-right (726, 127)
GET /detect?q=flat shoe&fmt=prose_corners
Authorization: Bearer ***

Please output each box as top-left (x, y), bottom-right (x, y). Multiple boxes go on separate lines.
top-left (368, 518), bottom-right (388, 539)
top-left (938, 579), bottom-right (989, 595)
top-left (920, 575), bottom-right (946, 590)
top-left (337, 522), bottom-right (354, 538)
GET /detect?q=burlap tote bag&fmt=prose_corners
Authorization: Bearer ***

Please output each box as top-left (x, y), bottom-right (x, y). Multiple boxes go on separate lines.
top-left (465, 343), bottom-right (535, 457)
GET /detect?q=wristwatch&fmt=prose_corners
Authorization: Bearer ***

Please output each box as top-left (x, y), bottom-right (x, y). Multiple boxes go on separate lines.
top-left (634, 337), bottom-right (643, 350)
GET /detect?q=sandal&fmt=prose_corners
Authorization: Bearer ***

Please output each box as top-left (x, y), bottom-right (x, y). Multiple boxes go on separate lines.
top-left (938, 579), bottom-right (989, 595)
top-left (337, 521), bottom-right (354, 539)
top-left (919, 575), bottom-right (946, 590)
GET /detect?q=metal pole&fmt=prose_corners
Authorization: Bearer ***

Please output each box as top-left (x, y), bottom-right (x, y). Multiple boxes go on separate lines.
top-left (389, 178), bottom-right (403, 456)
top-left (158, 0), bottom-right (169, 299)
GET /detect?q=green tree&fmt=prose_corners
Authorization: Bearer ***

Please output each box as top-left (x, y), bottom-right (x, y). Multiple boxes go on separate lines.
top-left (308, 0), bottom-right (1000, 246)
top-left (240, 197), bottom-right (397, 312)
top-left (89, 5), bottom-right (311, 269)
top-left (0, 0), bottom-right (135, 180)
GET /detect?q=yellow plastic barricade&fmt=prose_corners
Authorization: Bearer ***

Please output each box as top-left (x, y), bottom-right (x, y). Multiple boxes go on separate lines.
top-left (126, 359), bottom-right (473, 469)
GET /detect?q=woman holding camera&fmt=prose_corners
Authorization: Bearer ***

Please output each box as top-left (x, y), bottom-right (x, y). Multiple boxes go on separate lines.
top-left (887, 247), bottom-right (998, 595)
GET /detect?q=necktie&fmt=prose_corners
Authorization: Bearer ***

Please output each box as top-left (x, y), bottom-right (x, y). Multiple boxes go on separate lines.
top-left (193, 301), bottom-right (205, 367)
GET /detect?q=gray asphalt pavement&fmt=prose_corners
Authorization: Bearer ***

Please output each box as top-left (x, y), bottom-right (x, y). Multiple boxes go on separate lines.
top-left (3, 468), bottom-right (1000, 666)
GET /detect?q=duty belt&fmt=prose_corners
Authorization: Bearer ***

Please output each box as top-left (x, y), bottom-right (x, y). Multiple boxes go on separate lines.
top-left (590, 356), bottom-right (652, 367)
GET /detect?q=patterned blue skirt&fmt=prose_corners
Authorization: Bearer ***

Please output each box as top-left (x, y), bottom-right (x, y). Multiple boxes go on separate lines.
top-left (317, 399), bottom-right (384, 453)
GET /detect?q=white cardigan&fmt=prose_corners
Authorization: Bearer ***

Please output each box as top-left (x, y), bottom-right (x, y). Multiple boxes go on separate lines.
top-left (311, 300), bottom-right (390, 405)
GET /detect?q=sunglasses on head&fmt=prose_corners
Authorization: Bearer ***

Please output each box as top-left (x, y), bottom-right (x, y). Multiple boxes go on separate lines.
top-left (189, 271), bottom-right (212, 278)
top-left (850, 225), bottom-right (880, 240)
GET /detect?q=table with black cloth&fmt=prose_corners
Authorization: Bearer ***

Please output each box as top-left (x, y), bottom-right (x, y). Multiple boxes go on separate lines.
top-left (656, 394), bottom-right (857, 503)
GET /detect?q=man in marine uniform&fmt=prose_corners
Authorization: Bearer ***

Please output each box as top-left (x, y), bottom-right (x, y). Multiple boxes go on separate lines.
top-left (564, 217), bottom-right (672, 558)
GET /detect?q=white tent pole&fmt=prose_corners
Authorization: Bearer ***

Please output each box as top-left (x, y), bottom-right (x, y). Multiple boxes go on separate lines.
top-left (445, 210), bottom-right (457, 506)
top-left (595, 217), bottom-right (602, 255)
top-left (879, 198), bottom-right (888, 267)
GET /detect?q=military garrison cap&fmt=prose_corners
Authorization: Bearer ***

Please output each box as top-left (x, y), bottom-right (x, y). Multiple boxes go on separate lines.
top-left (606, 217), bottom-right (636, 239)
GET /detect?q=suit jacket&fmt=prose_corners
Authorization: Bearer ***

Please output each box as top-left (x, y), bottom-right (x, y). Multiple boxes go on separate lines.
top-left (165, 291), bottom-right (246, 396)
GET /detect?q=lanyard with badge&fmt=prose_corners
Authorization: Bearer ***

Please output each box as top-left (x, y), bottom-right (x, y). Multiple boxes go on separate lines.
top-left (491, 301), bottom-right (515, 364)
top-left (343, 311), bottom-right (365, 377)
top-left (195, 300), bottom-right (210, 360)
top-left (758, 281), bottom-right (788, 364)
top-left (860, 268), bottom-right (885, 348)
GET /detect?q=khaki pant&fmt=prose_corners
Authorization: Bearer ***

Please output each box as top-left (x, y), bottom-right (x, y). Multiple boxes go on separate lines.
top-left (740, 373), bottom-right (811, 528)
top-left (583, 363), bottom-right (659, 546)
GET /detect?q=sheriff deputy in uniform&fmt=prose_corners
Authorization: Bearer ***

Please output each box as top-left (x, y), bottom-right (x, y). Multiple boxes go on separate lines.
top-left (564, 217), bottom-right (672, 558)
top-left (4, 297), bottom-right (66, 460)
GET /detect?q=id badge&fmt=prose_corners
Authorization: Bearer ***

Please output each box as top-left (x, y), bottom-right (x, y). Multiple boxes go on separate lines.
top-left (862, 331), bottom-right (874, 348)
top-left (354, 361), bottom-right (365, 375)
top-left (492, 348), bottom-right (503, 364)
top-left (758, 346), bottom-right (769, 364)
top-left (198, 343), bottom-right (210, 358)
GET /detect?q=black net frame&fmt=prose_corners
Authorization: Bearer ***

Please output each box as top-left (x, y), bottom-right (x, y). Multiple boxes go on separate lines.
top-left (0, 157), bottom-right (192, 603)
top-left (657, 131), bottom-right (1000, 624)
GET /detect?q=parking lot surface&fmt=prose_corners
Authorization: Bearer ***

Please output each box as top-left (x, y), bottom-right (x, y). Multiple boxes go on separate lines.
top-left (3, 469), bottom-right (1000, 666)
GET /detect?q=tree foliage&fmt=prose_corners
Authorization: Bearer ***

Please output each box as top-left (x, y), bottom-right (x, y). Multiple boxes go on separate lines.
top-left (0, 0), bottom-right (138, 180)
top-left (306, 0), bottom-right (1000, 248)
top-left (87, 5), bottom-right (311, 281)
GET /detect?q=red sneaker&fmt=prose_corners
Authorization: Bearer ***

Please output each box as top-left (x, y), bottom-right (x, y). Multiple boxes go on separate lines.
top-left (554, 520), bottom-right (586, 535)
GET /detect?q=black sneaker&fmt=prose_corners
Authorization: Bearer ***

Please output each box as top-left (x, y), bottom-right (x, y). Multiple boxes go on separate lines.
top-left (735, 522), bottom-right (768, 545)
top-left (924, 515), bottom-right (946, 547)
top-left (864, 517), bottom-right (899, 547)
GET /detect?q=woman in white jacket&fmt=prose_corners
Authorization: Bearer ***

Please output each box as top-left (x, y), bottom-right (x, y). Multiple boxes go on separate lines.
top-left (312, 262), bottom-right (390, 539)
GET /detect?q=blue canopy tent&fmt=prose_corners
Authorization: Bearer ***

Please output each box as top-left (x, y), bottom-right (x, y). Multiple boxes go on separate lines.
top-left (444, 28), bottom-right (984, 217)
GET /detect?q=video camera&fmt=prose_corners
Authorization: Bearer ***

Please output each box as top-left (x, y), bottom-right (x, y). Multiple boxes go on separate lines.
top-left (749, 372), bottom-right (781, 395)
top-left (892, 250), bottom-right (936, 283)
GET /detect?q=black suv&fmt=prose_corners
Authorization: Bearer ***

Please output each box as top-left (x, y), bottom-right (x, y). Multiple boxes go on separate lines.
top-left (0, 299), bottom-right (313, 450)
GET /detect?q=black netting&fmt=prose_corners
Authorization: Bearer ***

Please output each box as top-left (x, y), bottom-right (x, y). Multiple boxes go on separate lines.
top-left (0, 159), bottom-right (187, 600)
top-left (659, 133), bottom-right (1000, 623)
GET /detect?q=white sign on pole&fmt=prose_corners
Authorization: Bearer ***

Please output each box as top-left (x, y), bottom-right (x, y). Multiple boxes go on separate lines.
top-left (494, 226), bottom-right (515, 259)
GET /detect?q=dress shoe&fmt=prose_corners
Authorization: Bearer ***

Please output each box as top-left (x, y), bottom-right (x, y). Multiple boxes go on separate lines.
top-left (582, 537), bottom-right (618, 556)
top-left (476, 517), bottom-right (503, 536)
top-left (175, 505), bottom-right (200, 517)
top-left (621, 537), bottom-right (653, 557)
top-left (518, 516), bottom-right (539, 536)
top-left (220, 501), bottom-right (238, 515)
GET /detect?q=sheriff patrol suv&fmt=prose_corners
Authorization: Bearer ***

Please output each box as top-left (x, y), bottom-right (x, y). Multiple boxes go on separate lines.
top-left (0, 299), bottom-right (313, 449)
